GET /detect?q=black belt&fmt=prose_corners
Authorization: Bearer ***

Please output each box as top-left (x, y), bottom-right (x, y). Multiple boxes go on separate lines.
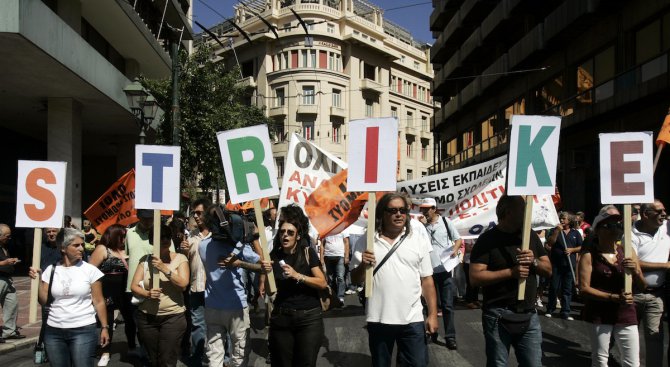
top-left (643, 287), bottom-right (664, 294)
top-left (484, 307), bottom-right (537, 314)
top-left (273, 306), bottom-right (321, 316)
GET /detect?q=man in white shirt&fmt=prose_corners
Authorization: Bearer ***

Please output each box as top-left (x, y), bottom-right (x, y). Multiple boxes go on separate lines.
top-left (632, 199), bottom-right (669, 367)
top-left (351, 193), bottom-right (438, 367)
top-left (321, 230), bottom-right (350, 306)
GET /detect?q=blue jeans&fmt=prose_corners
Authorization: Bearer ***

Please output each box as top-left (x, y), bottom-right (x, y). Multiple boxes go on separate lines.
top-left (44, 323), bottom-right (98, 367)
top-left (190, 291), bottom-right (207, 362)
top-left (324, 256), bottom-right (346, 299)
top-left (547, 264), bottom-right (573, 316)
top-left (433, 271), bottom-right (456, 340)
top-left (368, 321), bottom-right (428, 367)
top-left (482, 308), bottom-right (542, 367)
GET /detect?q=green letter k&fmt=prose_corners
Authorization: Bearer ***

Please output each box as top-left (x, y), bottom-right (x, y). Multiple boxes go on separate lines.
top-left (515, 125), bottom-right (555, 187)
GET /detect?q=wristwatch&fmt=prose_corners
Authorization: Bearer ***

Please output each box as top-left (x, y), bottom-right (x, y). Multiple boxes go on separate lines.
top-left (166, 270), bottom-right (173, 278)
top-left (531, 258), bottom-right (538, 269)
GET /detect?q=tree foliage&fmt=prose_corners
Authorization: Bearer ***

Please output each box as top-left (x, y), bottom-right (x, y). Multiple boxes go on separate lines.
top-left (142, 44), bottom-right (271, 195)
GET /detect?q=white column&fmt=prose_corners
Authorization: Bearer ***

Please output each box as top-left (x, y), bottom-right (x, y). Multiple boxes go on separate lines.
top-left (47, 98), bottom-right (82, 227)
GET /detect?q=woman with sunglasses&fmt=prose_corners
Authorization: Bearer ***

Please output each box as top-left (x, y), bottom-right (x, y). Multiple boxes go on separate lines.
top-left (260, 204), bottom-right (328, 367)
top-left (88, 224), bottom-right (134, 366)
top-left (131, 225), bottom-right (189, 367)
top-left (579, 205), bottom-right (646, 367)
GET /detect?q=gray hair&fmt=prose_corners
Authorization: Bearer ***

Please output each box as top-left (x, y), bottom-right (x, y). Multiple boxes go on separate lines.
top-left (60, 228), bottom-right (84, 251)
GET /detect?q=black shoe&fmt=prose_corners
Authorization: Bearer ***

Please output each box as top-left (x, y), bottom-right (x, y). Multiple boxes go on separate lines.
top-left (430, 334), bottom-right (438, 343)
top-left (5, 333), bottom-right (25, 340)
top-left (0, 337), bottom-right (5, 343)
top-left (446, 339), bottom-right (457, 350)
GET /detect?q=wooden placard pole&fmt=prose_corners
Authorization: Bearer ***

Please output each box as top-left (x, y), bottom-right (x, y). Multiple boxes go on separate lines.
top-left (517, 195), bottom-right (534, 301)
top-left (365, 193), bottom-right (376, 298)
top-left (29, 228), bottom-right (42, 323)
top-left (253, 199), bottom-right (276, 294)
top-left (152, 209), bottom-right (161, 289)
top-left (653, 143), bottom-right (664, 173)
top-left (623, 204), bottom-right (633, 293)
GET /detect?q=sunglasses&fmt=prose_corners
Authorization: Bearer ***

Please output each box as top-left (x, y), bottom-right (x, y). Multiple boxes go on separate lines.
top-left (599, 222), bottom-right (623, 230)
top-left (645, 208), bottom-right (666, 215)
top-left (384, 207), bottom-right (409, 215)
top-left (279, 229), bottom-right (296, 237)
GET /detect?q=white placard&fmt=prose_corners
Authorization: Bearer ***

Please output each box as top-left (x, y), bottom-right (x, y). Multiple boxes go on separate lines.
top-left (507, 115), bottom-right (561, 196)
top-left (599, 132), bottom-right (654, 204)
top-left (217, 125), bottom-right (279, 204)
top-left (347, 117), bottom-right (398, 191)
top-left (16, 160), bottom-right (67, 228)
top-left (135, 145), bottom-right (181, 210)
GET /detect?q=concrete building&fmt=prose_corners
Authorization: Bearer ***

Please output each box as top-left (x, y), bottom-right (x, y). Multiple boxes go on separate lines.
top-left (0, 0), bottom-right (192, 226)
top-left (430, 0), bottom-right (670, 217)
top-left (196, 0), bottom-right (435, 184)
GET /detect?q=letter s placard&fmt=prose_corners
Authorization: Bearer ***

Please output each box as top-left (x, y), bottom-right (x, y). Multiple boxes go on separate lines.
top-left (16, 160), bottom-right (67, 228)
top-left (135, 145), bottom-right (181, 210)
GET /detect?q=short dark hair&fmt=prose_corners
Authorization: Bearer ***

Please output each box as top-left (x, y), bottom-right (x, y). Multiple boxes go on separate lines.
top-left (99, 224), bottom-right (126, 250)
top-left (496, 195), bottom-right (523, 221)
top-left (192, 197), bottom-right (212, 210)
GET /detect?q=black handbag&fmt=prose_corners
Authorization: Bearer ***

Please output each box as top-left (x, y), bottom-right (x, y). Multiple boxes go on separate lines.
top-left (34, 262), bottom-right (57, 364)
top-left (498, 312), bottom-right (533, 337)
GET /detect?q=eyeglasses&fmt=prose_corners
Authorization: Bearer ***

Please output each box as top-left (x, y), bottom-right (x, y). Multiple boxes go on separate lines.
top-left (384, 207), bottom-right (409, 215)
top-left (279, 229), bottom-right (296, 237)
top-left (599, 222), bottom-right (623, 230)
top-left (645, 208), bottom-right (666, 215)
top-left (193, 210), bottom-right (204, 217)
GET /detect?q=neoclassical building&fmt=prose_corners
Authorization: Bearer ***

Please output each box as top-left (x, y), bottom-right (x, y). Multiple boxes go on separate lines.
top-left (196, 0), bottom-right (435, 184)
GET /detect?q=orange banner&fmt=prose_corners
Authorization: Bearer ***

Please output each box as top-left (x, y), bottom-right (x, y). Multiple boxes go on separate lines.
top-left (84, 170), bottom-right (173, 233)
top-left (658, 111), bottom-right (670, 146)
top-left (304, 169), bottom-right (384, 238)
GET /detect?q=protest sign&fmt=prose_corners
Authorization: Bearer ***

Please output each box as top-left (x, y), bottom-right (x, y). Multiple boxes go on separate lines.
top-left (84, 169), bottom-right (136, 233)
top-left (16, 160), bottom-right (67, 323)
top-left (347, 118), bottom-right (398, 191)
top-left (135, 145), bottom-right (181, 210)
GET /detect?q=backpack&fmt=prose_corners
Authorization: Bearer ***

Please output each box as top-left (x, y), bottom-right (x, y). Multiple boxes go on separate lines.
top-left (208, 204), bottom-right (256, 245)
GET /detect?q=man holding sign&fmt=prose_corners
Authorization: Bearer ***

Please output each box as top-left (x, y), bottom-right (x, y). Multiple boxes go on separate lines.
top-left (470, 195), bottom-right (551, 367)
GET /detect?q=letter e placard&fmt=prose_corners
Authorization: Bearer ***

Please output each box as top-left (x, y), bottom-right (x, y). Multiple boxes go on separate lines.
top-left (507, 115), bottom-right (561, 196)
top-left (599, 132), bottom-right (654, 204)
top-left (135, 145), bottom-right (181, 210)
top-left (347, 118), bottom-right (398, 191)
top-left (217, 125), bottom-right (279, 203)
top-left (16, 160), bottom-right (67, 228)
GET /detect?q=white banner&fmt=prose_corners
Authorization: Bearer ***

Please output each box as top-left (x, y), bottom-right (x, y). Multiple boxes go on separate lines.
top-left (398, 155), bottom-right (559, 239)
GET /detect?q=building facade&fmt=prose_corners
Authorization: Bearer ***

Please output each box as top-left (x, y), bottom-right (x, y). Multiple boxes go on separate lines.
top-left (430, 0), bottom-right (670, 217)
top-left (0, 0), bottom-right (192, 226)
top-left (197, 0), bottom-right (435, 184)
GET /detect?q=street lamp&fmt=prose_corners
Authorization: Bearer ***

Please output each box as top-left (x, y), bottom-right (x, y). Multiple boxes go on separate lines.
top-left (123, 78), bottom-right (159, 144)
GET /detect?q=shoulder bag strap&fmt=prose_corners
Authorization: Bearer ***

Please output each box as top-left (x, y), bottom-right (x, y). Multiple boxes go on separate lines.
top-left (37, 262), bottom-right (58, 344)
top-left (441, 216), bottom-right (451, 243)
top-left (373, 234), bottom-right (408, 276)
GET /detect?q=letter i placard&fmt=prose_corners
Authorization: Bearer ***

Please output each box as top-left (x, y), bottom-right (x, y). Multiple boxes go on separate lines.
top-left (217, 124), bottom-right (279, 293)
top-left (507, 115), bottom-right (561, 301)
top-left (599, 132), bottom-right (654, 293)
top-left (16, 160), bottom-right (67, 324)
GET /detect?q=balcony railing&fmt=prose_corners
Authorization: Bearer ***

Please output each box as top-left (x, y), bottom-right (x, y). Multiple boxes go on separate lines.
top-left (429, 127), bottom-right (510, 174)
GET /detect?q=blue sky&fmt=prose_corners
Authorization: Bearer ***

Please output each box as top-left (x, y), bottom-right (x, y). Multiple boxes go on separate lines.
top-left (191, 0), bottom-right (434, 43)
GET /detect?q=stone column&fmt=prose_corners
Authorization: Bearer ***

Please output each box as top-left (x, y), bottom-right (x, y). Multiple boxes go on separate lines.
top-left (47, 98), bottom-right (82, 227)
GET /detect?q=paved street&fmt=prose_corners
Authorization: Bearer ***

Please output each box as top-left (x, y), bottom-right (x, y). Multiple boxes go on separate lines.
top-left (0, 288), bottom-right (647, 367)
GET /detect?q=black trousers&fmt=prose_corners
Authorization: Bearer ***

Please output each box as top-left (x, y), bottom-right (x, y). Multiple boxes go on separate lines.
top-left (269, 307), bottom-right (324, 367)
top-left (137, 312), bottom-right (187, 367)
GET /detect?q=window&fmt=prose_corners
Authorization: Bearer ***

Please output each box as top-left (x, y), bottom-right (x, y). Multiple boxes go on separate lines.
top-left (275, 88), bottom-right (285, 107)
top-left (363, 63), bottom-right (376, 80)
top-left (305, 20), bottom-right (315, 31)
top-left (332, 89), bottom-right (341, 107)
top-left (302, 50), bottom-right (308, 67)
top-left (302, 86), bottom-right (315, 105)
top-left (275, 157), bottom-right (285, 178)
top-left (281, 52), bottom-right (288, 69)
top-left (421, 143), bottom-right (428, 161)
top-left (421, 116), bottom-right (428, 132)
top-left (310, 50), bottom-right (316, 68)
top-left (446, 138), bottom-right (457, 157)
top-left (332, 121), bottom-right (342, 143)
top-left (303, 121), bottom-right (315, 140)
top-left (406, 169), bottom-right (413, 180)
top-left (406, 111), bottom-right (413, 127)
top-left (391, 106), bottom-right (398, 119)
top-left (406, 139), bottom-right (414, 157)
top-left (365, 99), bottom-right (374, 117)
top-left (283, 23), bottom-right (292, 32)
top-left (636, 20), bottom-right (661, 64)
top-left (241, 60), bottom-right (253, 78)
top-left (413, 61), bottom-right (419, 70)
top-left (480, 115), bottom-right (497, 152)
top-left (400, 55), bottom-right (405, 63)
top-left (274, 119), bottom-right (285, 142)
top-left (327, 23), bottom-right (335, 33)
top-left (328, 52), bottom-right (341, 71)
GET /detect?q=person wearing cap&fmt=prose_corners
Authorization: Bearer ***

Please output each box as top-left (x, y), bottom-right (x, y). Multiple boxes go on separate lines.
top-left (418, 197), bottom-right (462, 350)
top-left (579, 205), bottom-right (646, 367)
top-left (631, 199), bottom-right (668, 367)
top-left (470, 195), bottom-right (551, 366)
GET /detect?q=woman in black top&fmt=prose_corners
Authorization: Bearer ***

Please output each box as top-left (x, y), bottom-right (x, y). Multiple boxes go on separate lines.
top-left (261, 205), bottom-right (327, 367)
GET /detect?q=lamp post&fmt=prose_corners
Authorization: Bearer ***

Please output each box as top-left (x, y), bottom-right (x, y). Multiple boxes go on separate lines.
top-left (124, 79), bottom-right (159, 144)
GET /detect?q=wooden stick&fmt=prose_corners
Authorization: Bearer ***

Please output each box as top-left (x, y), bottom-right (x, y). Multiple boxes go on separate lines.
top-left (517, 195), bottom-right (534, 301)
top-left (253, 199), bottom-right (276, 294)
top-left (653, 143), bottom-right (664, 173)
top-left (152, 209), bottom-right (161, 289)
top-left (623, 204), bottom-right (632, 294)
top-left (365, 193), bottom-right (376, 298)
top-left (29, 228), bottom-right (42, 324)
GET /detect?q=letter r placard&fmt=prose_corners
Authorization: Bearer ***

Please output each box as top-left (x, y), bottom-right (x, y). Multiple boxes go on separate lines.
top-left (507, 115), bottom-right (561, 196)
top-left (135, 145), bottom-right (181, 210)
top-left (217, 125), bottom-right (279, 204)
top-left (599, 132), bottom-right (654, 204)
top-left (16, 160), bottom-right (67, 228)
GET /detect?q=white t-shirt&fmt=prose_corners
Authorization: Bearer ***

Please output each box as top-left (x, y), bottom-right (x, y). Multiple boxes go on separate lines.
top-left (42, 261), bottom-right (104, 328)
top-left (353, 225), bottom-right (433, 325)
top-left (632, 220), bottom-right (670, 288)
top-left (323, 230), bottom-right (350, 257)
